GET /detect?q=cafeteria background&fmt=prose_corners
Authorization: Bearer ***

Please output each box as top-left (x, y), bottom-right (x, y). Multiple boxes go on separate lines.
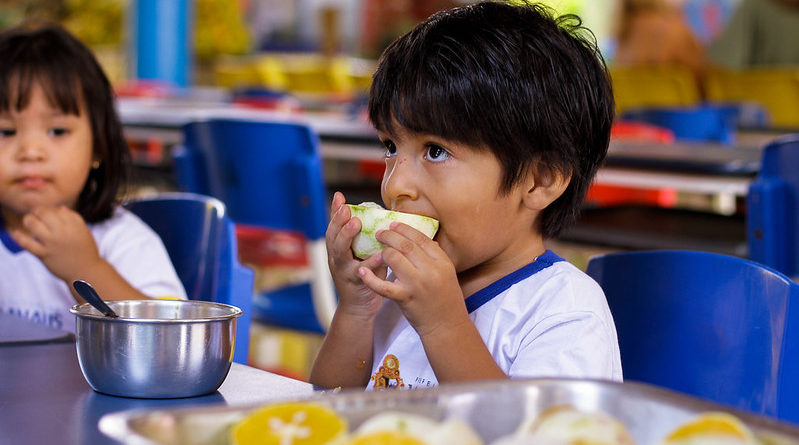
top-left (2, 0), bottom-right (797, 380)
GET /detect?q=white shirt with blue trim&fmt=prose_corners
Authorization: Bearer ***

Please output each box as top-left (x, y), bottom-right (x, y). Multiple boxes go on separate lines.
top-left (0, 206), bottom-right (187, 333)
top-left (366, 250), bottom-right (622, 390)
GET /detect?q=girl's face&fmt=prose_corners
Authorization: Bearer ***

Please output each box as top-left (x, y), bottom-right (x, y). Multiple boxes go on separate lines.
top-left (0, 82), bottom-right (94, 230)
top-left (378, 125), bottom-right (543, 291)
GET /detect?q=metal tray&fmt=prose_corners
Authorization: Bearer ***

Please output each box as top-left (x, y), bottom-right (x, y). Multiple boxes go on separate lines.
top-left (100, 378), bottom-right (799, 445)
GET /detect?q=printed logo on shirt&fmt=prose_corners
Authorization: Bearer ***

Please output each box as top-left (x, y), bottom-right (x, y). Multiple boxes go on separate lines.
top-left (413, 376), bottom-right (436, 388)
top-left (1, 307), bottom-right (64, 330)
top-left (370, 354), bottom-right (405, 389)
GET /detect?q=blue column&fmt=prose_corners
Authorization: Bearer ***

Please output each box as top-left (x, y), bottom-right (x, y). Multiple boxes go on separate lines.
top-left (131, 0), bottom-right (192, 87)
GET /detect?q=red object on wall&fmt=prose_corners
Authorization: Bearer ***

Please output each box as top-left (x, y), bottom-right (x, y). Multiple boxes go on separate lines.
top-left (586, 121), bottom-right (677, 207)
top-left (236, 225), bottom-right (308, 267)
top-left (357, 160), bottom-right (385, 182)
top-left (610, 120), bottom-right (676, 144)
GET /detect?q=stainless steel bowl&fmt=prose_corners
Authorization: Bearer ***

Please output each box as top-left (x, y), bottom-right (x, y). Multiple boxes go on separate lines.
top-left (69, 300), bottom-right (242, 399)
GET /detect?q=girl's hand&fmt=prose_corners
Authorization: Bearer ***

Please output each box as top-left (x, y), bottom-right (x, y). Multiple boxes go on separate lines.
top-left (358, 221), bottom-right (469, 339)
top-left (326, 192), bottom-right (386, 320)
top-left (10, 205), bottom-right (102, 282)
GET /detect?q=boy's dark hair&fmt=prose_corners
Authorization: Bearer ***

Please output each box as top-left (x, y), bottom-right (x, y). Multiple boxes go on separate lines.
top-left (0, 24), bottom-right (130, 223)
top-left (368, 1), bottom-right (614, 238)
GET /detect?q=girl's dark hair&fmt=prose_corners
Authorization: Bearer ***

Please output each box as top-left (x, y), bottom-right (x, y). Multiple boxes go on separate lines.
top-left (369, 1), bottom-right (615, 238)
top-left (0, 24), bottom-right (130, 223)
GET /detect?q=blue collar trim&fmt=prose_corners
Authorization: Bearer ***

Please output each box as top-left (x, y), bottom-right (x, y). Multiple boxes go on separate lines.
top-left (0, 212), bottom-right (23, 254)
top-left (464, 250), bottom-right (564, 314)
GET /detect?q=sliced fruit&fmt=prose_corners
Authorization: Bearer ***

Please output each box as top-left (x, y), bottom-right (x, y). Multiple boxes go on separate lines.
top-left (346, 431), bottom-right (427, 445)
top-left (663, 412), bottom-right (757, 444)
top-left (347, 202), bottom-right (439, 259)
top-left (231, 402), bottom-right (347, 445)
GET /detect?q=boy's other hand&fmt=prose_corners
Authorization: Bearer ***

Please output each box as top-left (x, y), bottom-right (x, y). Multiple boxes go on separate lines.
top-left (359, 221), bottom-right (468, 338)
top-left (10, 205), bottom-right (102, 282)
top-left (326, 192), bottom-right (386, 320)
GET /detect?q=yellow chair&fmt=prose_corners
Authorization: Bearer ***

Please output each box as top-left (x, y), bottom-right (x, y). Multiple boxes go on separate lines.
top-left (252, 55), bottom-right (289, 91)
top-left (213, 55), bottom-right (261, 89)
top-left (252, 53), bottom-right (357, 96)
top-left (704, 68), bottom-right (799, 128)
top-left (280, 54), bottom-right (349, 95)
top-left (345, 57), bottom-right (376, 95)
top-left (220, 52), bottom-right (376, 97)
top-left (610, 65), bottom-right (701, 115)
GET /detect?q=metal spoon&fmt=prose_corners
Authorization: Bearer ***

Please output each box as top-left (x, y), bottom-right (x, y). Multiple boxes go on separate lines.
top-left (72, 280), bottom-right (119, 318)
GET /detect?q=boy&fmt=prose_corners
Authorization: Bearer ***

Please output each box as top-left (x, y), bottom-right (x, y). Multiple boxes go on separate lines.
top-left (310, 1), bottom-right (621, 390)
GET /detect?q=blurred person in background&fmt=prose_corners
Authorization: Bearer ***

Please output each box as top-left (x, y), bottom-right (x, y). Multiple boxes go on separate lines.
top-left (708, 0), bottom-right (799, 68)
top-left (360, 0), bottom-right (462, 57)
top-left (613, 0), bottom-right (707, 81)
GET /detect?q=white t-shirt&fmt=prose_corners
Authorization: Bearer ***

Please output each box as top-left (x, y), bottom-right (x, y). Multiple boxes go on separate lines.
top-left (0, 206), bottom-right (187, 333)
top-left (366, 250), bottom-right (622, 390)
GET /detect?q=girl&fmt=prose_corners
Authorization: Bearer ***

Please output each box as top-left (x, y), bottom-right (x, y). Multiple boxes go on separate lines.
top-left (0, 24), bottom-right (186, 332)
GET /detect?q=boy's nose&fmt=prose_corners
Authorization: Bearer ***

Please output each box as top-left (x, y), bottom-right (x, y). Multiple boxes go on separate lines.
top-left (381, 155), bottom-right (418, 204)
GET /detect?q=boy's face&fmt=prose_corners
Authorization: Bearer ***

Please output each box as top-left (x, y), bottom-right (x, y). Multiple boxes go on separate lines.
top-left (0, 82), bottom-right (94, 229)
top-left (379, 125), bottom-right (541, 277)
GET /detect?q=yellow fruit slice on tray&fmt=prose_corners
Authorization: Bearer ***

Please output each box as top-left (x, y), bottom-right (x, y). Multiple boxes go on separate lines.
top-left (661, 412), bottom-right (757, 444)
top-left (344, 412), bottom-right (483, 445)
top-left (231, 402), bottom-right (347, 445)
top-left (346, 431), bottom-right (427, 445)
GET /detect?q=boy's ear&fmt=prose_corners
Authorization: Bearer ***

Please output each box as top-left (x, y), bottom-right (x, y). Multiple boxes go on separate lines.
top-left (522, 168), bottom-right (571, 211)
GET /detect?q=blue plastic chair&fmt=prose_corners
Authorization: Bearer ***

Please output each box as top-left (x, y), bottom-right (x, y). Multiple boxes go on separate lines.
top-left (748, 134), bottom-right (799, 280)
top-left (125, 192), bottom-right (255, 365)
top-left (621, 104), bottom-right (741, 145)
top-left (586, 250), bottom-right (799, 423)
top-left (172, 118), bottom-right (337, 333)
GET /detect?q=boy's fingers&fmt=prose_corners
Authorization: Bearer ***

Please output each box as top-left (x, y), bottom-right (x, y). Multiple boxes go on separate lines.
top-left (360, 250), bottom-right (384, 269)
top-left (326, 199), bottom-right (352, 244)
top-left (331, 216), bottom-right (361, 259)
top-left (376, 226), bottom-right (431, 266)
top-left (360, 251), bottom-right (389, 280)
top-left (359, 266), bottom-right (401, 300)
top-left (329, 191), bottom-right (346, 219)
top-left (386, 222), bottom-right (441, 257)
top-left (380, 245), bottom-right (418, 282)
top-left (377, 229), bottom-right (415, 256)
top-left (375, 230), bottom-right (420, 277)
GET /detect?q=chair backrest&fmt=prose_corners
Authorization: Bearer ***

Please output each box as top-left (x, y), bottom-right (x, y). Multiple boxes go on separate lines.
top-left (610, 65), bottom-right (701, 115)
top-left (748, 134), bottom-right (799, 280)
top-left (125, 192), bottom-right (254, 365)
top-left (175, 119), bottom-right (328, 241)
top-left (704, 68), bottom-right (799, 128)
top-left (620, 104), bottom-right (738, 145)
top-left (173, 118), bottom-right (336, 331)
top-left (586, 250), bottom-right (799, 423)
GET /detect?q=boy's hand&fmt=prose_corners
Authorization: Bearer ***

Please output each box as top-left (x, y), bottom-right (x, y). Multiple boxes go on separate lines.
top-left (10, 205), bottom-right (102, 282)
top-left (358, 221), bottom-right (469, 338)
top-left (326, 192), bottom-right (386, 320)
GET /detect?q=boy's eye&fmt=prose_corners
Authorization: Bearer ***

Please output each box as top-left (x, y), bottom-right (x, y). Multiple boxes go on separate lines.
top-left (49, 127), bottom-right (70, 137)
top-left (0, 128), bottom-right (15, 137)
top-left (425, 144), bottom-right (450, 162)
top-left (382, 139), bottom-right (397, 157)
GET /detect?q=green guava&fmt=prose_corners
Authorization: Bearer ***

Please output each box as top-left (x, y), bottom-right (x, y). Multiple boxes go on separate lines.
top-left (346, 202), bottom-right (439, 259)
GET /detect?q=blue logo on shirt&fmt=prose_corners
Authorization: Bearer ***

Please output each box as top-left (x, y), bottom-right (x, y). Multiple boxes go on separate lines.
top-left (1, 307), bottom-right (64, 330)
